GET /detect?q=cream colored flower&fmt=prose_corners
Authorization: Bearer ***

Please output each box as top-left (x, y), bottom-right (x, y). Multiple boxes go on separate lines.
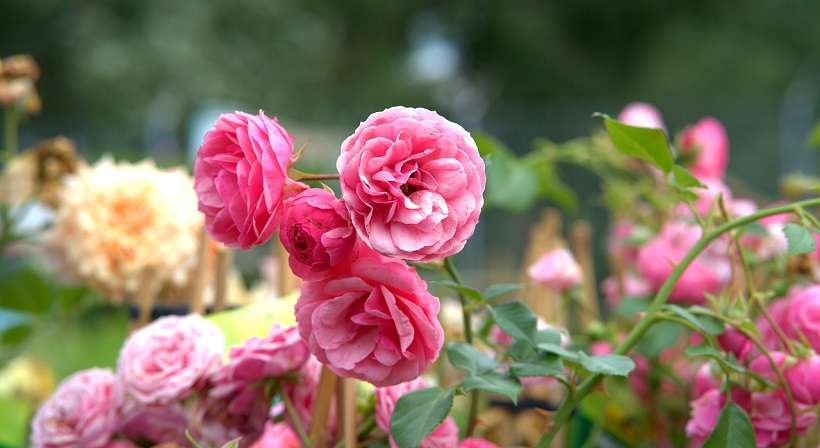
top-left (47, 157), bottom-right (202, 301)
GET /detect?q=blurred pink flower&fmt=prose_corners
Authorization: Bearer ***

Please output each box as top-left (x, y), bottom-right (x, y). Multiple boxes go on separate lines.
top-left (694, 178), bottom-right (732, 216)
top-left (528, 248), bottom-right (582, 292)
top-left (750, 390), bottom-right (816, 447)
top-left (680, 117), bottom-right (729, 180)
top-left (617, 102), bottom-right (665, 130)
top-left (375, 378), bottom-right (459, 448)
top-left (30, 369), bottom-right (122, 448)
top-left (279, 188), bottom-right (356, 280)
top-left (601, 274), bottom-right (651, 309)
top-left (250, 422), bottom-right (301, 448)
top-left (119, 403), bottom-right (188, 446)
top-left (749, 351), bottom-right (820, 405)
top-left (637, 222), bottom-right (730, 304)
top-left (194, 110), bottom-right (297, 249)
top-left (763, 285), bottom-right (820, 352)
top-left (716, 327), bottom-right (753, 361)
top-left (296, 243), bottom-right (444, 386)
top-left (460, 438), bottom-right (499, 448)
top-left (337, 106), bottom-right (485, 262)
top-left (211, 325), bottom-right (309, 386)
top-left (685, 389), bottom-right (723, 446)
top-left (692, 364), bottom-right (720, 399)
top-left (607, 219), bottom-right (641, 265)
top-left (589, 341), bottom-right (613, 356)
top-left (118, 315), bottom-right (224, 405)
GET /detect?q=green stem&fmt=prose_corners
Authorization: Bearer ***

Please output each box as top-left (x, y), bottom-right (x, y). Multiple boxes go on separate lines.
top-left (4, 109), bottom-right (18, 161)
top-left (536, 197), bottom-right (820, 448)
top-left (282, 389), bottom-right (311, 447)
top-left (297, 173), bottom-right (340, 181)
top-left (442, 256), bottom-right (479, 437)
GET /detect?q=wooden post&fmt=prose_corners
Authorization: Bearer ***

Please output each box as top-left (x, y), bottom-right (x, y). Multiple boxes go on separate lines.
top-left (213, 247), bottom-right (233, 312)
top-left (522, 209), bottom-right (564, 321)
top-left (135, 269), bottom-right (163, 327)
top-left (336, 377), bottom-right (358, 448)
top-left (570, 221), bottom-right (599, 325)
top-left (189, 228), bottom-right (212, 315)
top-left (274, 235), bottom-right (301, 297)
top-left (310, 366), bottom-right (338, 446)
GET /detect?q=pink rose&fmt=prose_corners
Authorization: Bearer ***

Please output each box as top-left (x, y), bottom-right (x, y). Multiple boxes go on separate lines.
top-left (194, 110), bottom-right (297, 249)
top-left (460, 438), bottom-right (499, 448)
top-left (680, 117), bottom-right (729, 180)
top-left (375, 378), bottom-right (459, 448)
top-left (750, 390), bottom-right (816, 447)
top-left (337, 106), bottom-right (485, 261)
top-left (250, 422), bottom-right (301, 448)
top-left (716, 327), bottom-right (753, 361)
top-left (692, 364), bottom-right (720, 399)
top-left (190, 385), bottom-right (269, 447)
top-left (31, 368), bottom-right (122, 448)
top-left (617, 102), bottom-right (665, 130)
top-left (279, 188), bottom-right (356, 280)
top-left (764, 285), bottom-right (820, 352)
top-left (601, 274), bottom-right (650, 309)
top-left (749, 352), bottom-right (820, 405)
top-left (118, 314), bottom-right (224, 405)
top-left (211, 325), bottom-right (309, 386)
top-left (589, 341), bottom-right (613, 356)
top-left (104, 442), bottom-right (139, 448)
top-left (119, 403), bottom-right (188, 446)
top-left (607, 219), bottom-right (641, 265)
top-left (685, 389), bottom-right (723, 446)
top-left (282, 356), bottom-right (337, 434)
top-left (694, 178), bottom-right (732, 216)
top-left (636, 222), bottom-right (730, 304)
top-left (296, 243), bottom-right (444, 386)
top-left (528, 248), bottom-right (582, 292)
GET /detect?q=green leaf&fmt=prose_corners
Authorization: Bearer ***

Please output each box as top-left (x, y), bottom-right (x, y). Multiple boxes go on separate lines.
top-left (428, 280), bottom-right (484, 304)
top-left (663, 304), bottom-right (724, 335)
top-left (220, 438), bottom-right (242, 448)
top-left (483, 283), bottom-right (522, 301)
top-left (510, 353), bottom-right (564, 378)
top-left (536, 342), bottom-right (579, 361)
top-left (462, 371), bottom-right (523, 404)
top-left (702, 403), bottom-right (756, 448)
top-left (577, 352), bottom-right (636, 376)
top-left (447, 342), bottom-right (498, 374)
top-left (743, 222), bottom-right (768, 237)
top-left (783, 223), bottom-right (816, 256)
top-left (391, 387), bottom-right (454, 448)
top-left (523, 153), bottom-right (578, 212)
top-left (684, 346), bottom-right (755, 377)
top-left (485, 152), bottom-right (540, 213)
top-left (473, 132), bottom-right (506, 157)
top-left (599, 114), bottom-right (674, 172)
top-left (489, 301), bottom-right (538, 345)
top-left (0, 397), bottom-right (30, 447)
top-left (614, 297), bottom-right (650, 317)
top-left (671, 165), bottom-right (705, 189)
top-left (637, 321), bottom-right (683, 358)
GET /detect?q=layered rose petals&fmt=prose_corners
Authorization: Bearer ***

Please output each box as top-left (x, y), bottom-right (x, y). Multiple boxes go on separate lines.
top-left (194, 110), bottom-right (296, 249)
top-left (296, 243), bottom-right (444, 386)
top-left (337, 106), bottom-right (485, 261)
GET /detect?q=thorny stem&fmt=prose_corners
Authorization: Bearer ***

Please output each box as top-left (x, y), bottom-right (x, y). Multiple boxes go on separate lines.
top-left (536, 197), bottom-right (820, 448)
top-left (442, 256), bottom-right (479, 437)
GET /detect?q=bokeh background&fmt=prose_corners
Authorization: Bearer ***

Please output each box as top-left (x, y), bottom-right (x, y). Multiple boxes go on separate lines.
top-left (2, 0), bottom-right (820, 280)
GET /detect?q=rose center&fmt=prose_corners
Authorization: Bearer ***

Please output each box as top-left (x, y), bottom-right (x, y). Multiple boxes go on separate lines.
top-left (400, 183), bottom-right (421, 196)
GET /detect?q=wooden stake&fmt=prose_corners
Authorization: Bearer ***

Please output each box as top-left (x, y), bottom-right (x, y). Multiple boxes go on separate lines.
top-left (274, 234), bottom-right (301, 296)
top-left (189, 228), bottom-right (212, 315)
top-left (570, 221), bottom-right (599, 325)
top-left (522, 209), bottom-right (563, 321)
top-left (135, 269), bottom-right (163, 327)
top-left (213, 247), bottom-right (233, 312)
top-left (310, 366), bottom-right (338, 446)
top-left (336, 377), bottom-right (358, 448)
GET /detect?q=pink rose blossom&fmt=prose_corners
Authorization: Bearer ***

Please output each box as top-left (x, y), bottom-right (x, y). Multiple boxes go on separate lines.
top-left (617, 102), bottom-right (665, 130)
top-left (460, 438), bottom-right (499, 448)
top-left (528, 248), bottom-right (582, 292)
top-left (375, 378), bottom-right (459, 448)
top-left (601, 274), bottom-right (650, 309)
top-left (296, 243), bottom-right (444, 386)
top-left (250, 422), bottom-right (301, 448)
top-left (750, 390), bottom-right (816, 447)
top-left (685, 389), bottom-right (723, 446)
top-left (104, 442), bottom-right (139, 448)
top-left (636, 222), bottom-right (730, 304)
top-left (716, 327), bottom-right (753, 361)
top-left (118, 314), bottom-right (224, 405)
top-left (589, 341), bottom-right (613, 356)
top-left (279, 188), bottom-right (356, 280)
top-left (607, 219), bottom-right (641, 265)
top-left (30, 368), bottom-right (122, 448)
top-left (680, 117), bottom-right (729, 180)
top-left (692, 364), bottom-right (720, 399)
top-left (694, 178), bottom-right (732, 216)
top-left (764, 285), bottom-right (820, 352)
top-left (282, 356), bottom-right (337, 434)
top-left (749, 352), bottom-right (820, 405)
top-left (337, 106), bottom-right (485, 262)
top-left (194, 110), bottom-right (298, 249)
top-left (190, 385), bottom-right (270, 448)
top-left (119, 403), bottom-right (189, 446)
top-left (211, 325), bottom-right (309, 386)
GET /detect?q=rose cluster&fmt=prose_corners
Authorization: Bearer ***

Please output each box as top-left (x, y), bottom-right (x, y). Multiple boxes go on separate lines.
top-left (193, 106), bottom-right (486, 387)
top-left (30, 315), bottom-right (313, 448)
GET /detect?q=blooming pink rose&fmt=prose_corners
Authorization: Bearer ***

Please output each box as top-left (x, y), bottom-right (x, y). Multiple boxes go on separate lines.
top-left (31, 368), bottom-right (122, 448)
top-left (685, 388), bottom-right (723, 446)
top-left (694, 178), bottom-right (732, 216)
top-left (211, 325), bottom-right (309, 386)
top-left (119, 403), bottom-right (188, 446)
top-left (637, 222), bottom-right (730, 304)
top-left (607, 219), bottom-right (641, 265)
top-left (692, 364), bottom-right (720, 399)
top-left (281, 356), bottom-right (337, 434)
top-left (750, 390), bottom-right (816, 447)
top-left (617, 102), bottom-right (665, 130)
top-left (716, 327), bottom-right (753, 361)
top-left (250, 422), bottom-right (301, 448)
top-left (589, 341), bottom-right (613, 356)
top-left (460, 438), bottom-right (499, 448)
top-left (296, 243), bottom-right (444, 386)
top-left (375, 378), bottom-right (459, 448)
top-left (194, 110), bottom-right (297, 249)
top-left (103, 442), bottom-right (139, 448)
top-left (279, 188), bottom-right (356, 280)
top-left (680, 117), bottom-right (729, 180)
top-left (528, 248), bottom-right (582, 292)
top-left (337, 106), bottom-right (485, 262)
top-left (118, 314), bottom-right (224, 405)
top-left (764, 285), bottom-right (820, 352)
top-left (749, 352), bottom-right (820, 405)
top-left (190, 385), bottom-right (269, 448)
top-left (601, 274), bottom-right (650, 309)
